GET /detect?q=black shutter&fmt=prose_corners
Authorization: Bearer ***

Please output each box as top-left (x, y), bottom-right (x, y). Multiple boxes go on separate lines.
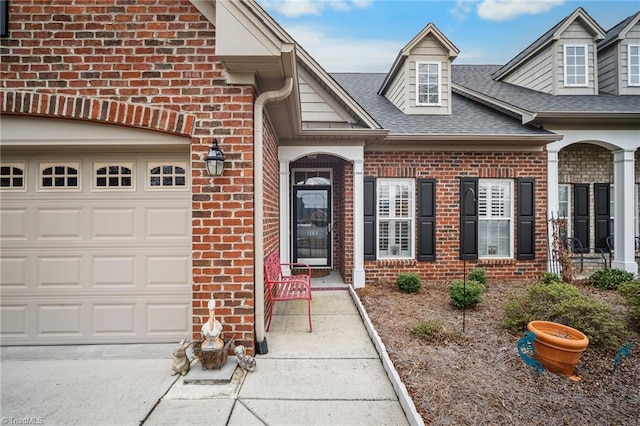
top-left (594, 183), bottom-right (610, 252)
top-left (363, 177), bottom-right (376, 260)
top-left (517, 178), bottom-right (536, 260)
top-left (573, 184), bottom-right (590, 253)
top-left (417, 179), bottom-right (436, 261)
top-left (460, 178), bottom-right (478, 260)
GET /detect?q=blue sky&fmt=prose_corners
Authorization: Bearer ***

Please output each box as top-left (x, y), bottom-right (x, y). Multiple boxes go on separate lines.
top-left (255, 0), bottom-right (640, 72)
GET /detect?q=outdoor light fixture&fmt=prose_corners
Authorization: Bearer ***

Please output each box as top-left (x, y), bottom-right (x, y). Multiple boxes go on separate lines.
top-left (205, 139), bottom-right (225, 176)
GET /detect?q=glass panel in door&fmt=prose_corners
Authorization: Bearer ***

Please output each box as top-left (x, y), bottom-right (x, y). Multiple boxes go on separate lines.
top-left (293, 186), bottom-right (331, 266)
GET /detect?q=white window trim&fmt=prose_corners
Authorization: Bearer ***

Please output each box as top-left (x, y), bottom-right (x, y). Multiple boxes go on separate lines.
top-left (628, 44), bottom-right (640, 86)
top-left (558, 183), bottom-right (572, 238)
top-left (478, 179), bottom-right (514, 259)
top-left (0, 162), bottom-right (27, 192)
top-left (415, 61), bottom-right (441, 106)
top-left (146, 161), bottom-right (189, 191)
top-left (376, 178), bottom-right (415, 259)
top-left (37, 162), bottom-right (82, 192)
top-left (563, 44), bottom-right (588, 87)
top-left (92, 162), bottom-right (136, 192)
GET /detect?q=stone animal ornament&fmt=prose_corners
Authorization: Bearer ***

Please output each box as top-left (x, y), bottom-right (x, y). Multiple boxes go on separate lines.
top-left (234, 345), bottom-right (256, 372)
top-left (171, 338), bottom-right (192, 376)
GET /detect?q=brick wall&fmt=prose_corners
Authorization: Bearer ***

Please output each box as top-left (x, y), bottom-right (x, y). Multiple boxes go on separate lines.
top-left (0, 0), bottom-right (257, 351)
top-left (355, 150), bottom-right (548, 283)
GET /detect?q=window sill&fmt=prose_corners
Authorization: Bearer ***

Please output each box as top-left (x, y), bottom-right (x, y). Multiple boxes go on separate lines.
top-left (375, 258), bottom-right (418, 267)
top-left (477, 258), bottom-right (516, 266)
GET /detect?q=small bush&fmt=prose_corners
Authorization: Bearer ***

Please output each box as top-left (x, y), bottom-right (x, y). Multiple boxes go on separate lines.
top-left (619, 280), bottom-right (640, 330)
top-left (449, 279), bottom-right (485, 309)
top-left (502, 281), bottom-right (630, 351)
top-left (396, 272), bottom-right (421, 293)
top-left (539, 272), bottom-right (563, 285)
top-left (589, 268), bottom-right (635, 290)
top-left (468, 269), bottom-right (487, 286)
top-left (411, 319), bottom-right (465, 345)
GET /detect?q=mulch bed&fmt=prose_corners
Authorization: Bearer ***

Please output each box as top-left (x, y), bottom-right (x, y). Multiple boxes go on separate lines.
top-left (356, 278), bottom-right (639, 425)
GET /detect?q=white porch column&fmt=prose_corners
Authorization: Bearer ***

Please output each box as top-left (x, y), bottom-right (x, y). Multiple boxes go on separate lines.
top-left (279, 159), bottom-right (291, 275)
top-left (612, 149), bottom-right (637, 275)
top-left (547, 149), bottom-right (560, 272)
top-left (352, 159), bottom-right (366, 288)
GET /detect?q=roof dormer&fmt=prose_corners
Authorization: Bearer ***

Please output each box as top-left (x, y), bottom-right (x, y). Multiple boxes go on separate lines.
top-left (493, 7), bottom-right (605, 96)
top-left (597, 11), bottom-right (640, 95)
top-left (378, 23), bottom-right (459, 115)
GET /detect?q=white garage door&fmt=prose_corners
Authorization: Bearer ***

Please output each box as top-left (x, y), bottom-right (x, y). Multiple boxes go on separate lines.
top-left (1, 119), bottom-right (192, 345)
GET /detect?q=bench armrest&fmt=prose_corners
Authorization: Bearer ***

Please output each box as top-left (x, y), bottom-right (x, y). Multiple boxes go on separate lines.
top-left (280, 262), bottom-right (311, 277)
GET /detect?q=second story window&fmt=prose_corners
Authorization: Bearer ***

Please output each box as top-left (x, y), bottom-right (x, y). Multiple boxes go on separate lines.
top-left (416, 62), bottom-right (440, 105)
top-left (629, 45), bottom-right (640, 86)
top-left (564, 45), bottom-right (587, 87)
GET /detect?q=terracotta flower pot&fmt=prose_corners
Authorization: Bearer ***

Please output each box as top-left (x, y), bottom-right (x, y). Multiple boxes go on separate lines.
top-left (527, 320), bottom-right (589, 379)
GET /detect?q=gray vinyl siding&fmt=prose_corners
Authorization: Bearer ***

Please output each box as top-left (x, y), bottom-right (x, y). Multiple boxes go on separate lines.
top-left (621, 23), bottom-right (640, 95)
top-left (503, 44), bottom-right (554, 94)
top-left (387, 64), bottom-right (407, 111)
top-left (597, 45), bottom-right (617, 94)
top-left (299, 73), bottom-right (349, 122)
top-left (557, 22), bottom-right (598, 95)
top-left (407, 37), bottom-right (450, 115)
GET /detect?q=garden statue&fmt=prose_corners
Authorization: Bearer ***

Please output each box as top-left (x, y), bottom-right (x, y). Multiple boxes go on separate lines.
top-left (171, 338), bottom-right (191, 376)
top-left (235, 345), bottom-right (256, 372)
top-left (201, 298), bottom-right (224, 350)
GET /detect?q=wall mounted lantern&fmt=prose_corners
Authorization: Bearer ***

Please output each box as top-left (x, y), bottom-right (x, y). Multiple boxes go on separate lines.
top-left (205, 139), bottom-right (225, 176)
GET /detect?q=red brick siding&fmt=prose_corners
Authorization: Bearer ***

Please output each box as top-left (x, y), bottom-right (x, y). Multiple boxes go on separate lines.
top-left (0, 0), bottom-right (256, 351)
top-left (352, 150), bottom-right (548, 282)
top-left (262, 115), bottom-right (279, 323)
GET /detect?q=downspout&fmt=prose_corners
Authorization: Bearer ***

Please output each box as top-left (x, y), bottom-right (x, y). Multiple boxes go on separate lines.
top-left (254, 76), bottom-right (294, 355)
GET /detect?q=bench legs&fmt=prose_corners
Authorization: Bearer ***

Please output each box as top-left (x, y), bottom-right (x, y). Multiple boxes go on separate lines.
top-left (265, 298), bottom-right (312, 332)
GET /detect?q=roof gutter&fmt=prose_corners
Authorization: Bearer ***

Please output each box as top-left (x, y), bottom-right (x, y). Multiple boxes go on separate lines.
top-left (254, 76), bottom-right (294, 355)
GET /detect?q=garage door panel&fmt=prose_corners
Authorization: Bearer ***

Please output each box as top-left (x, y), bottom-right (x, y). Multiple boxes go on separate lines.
top-left (1, 304), bottom-right (29, 336)
top-left (37, 208), bottom-right (83, 240)
top-left (92, 255), bottom-right (136, 288)
top-left (38, 304), bottom-right (83, 337)
top-left (92, 304), bottom-right (137, 336)
top-left (37, 256), bottom-right (82, 289)
top-left (0, 257), bottom-right (29, 289)
top-left (0, 208), bottom-right (29, 240)
top-left (146, 207), bottom-right (189, 239)
top-left (146, 303), bottom-right (191, 335)
top-left (147, 255), bottom-right (190, 287)
top-left (91, 208), bottom-right (137, 239)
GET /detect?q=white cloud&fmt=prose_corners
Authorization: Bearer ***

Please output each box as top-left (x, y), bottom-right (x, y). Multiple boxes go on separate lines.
top-left (259, 0), bottom-right (372, 18)
top-left (449, 0), bottom-right (477, 21)
top-left (477, 0), bottom-right (564, 21)
top-left (286, 24), bottom-right (402, 72)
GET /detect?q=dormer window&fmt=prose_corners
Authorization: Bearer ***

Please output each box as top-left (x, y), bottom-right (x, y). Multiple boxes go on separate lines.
top-left (629, 45), bottom-right (640, 86)
top-left (416, 62), bottom-right (441, 106)
top-left (564, 45), bottom-right (587, 86)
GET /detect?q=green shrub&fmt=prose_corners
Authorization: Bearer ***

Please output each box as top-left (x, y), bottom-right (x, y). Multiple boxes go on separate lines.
top-left (501, 281), bottom-right (629, 351)
top-left (618, 280), bottom-right (640, 329)
top-left (589, 268), bottom-right (635, 290)
top-left (396, 272), bottom-right (421, 293)
top-left (468, 269), bottom-right (487, 286)
top-left (411, 319), bottom-right (465, 345)
top-left (449, 279), bottom-right (485, 309)
top-left (539, 272), bottom-right (563, 285)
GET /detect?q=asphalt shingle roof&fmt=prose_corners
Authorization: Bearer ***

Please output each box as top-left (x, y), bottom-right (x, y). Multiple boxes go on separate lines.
top-left (452, 65), bottom-right (640, 114)
top-left (331, 73), bottom-right (552, 136)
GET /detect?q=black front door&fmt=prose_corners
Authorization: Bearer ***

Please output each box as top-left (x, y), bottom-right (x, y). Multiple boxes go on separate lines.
top-left (293, 186), bottom-right (331, 266)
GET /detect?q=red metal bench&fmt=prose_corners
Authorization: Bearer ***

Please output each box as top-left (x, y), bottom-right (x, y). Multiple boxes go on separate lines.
top-left (264, 252), bottom-right (313, 332)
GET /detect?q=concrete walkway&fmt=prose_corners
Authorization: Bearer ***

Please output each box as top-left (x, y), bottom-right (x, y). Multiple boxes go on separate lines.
top-left (1, 288), bottom-right (420, 425)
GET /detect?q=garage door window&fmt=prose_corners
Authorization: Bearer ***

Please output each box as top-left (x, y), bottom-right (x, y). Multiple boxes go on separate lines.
top-left (148, 162), bottom-right (187, 189)
top-left (39, 163), bottom-right (80, 190)
top-left (0, 163), bottom-right (26, 191)
top-left (94, 163), bottom-right (133, 190)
